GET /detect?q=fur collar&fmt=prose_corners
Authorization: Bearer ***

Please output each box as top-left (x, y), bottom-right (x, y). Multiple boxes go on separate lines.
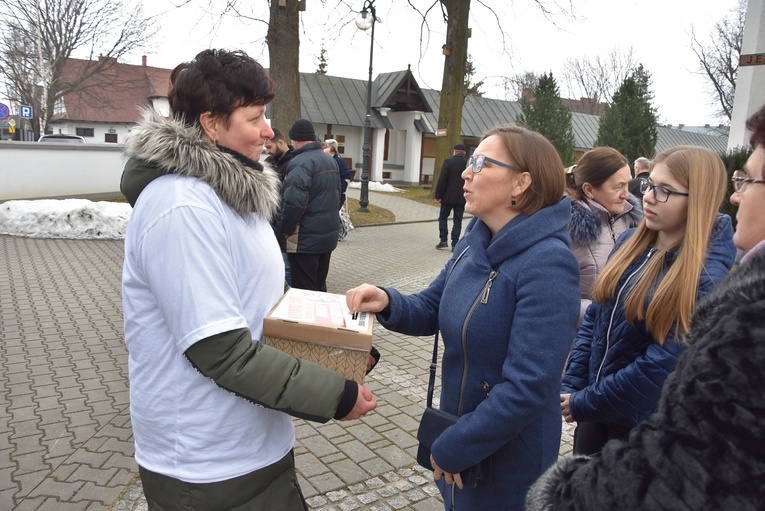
top-left (122, 110), bottom-right (281, 221)
top-left (568, 195), bottom-right (643, 247)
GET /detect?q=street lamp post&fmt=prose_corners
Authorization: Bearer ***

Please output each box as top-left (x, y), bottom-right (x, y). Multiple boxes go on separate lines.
top-left (355, 0), bottom-right (377, 212)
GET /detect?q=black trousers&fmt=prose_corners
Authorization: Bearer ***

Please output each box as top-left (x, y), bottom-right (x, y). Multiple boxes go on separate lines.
top-left (438, 203), bottom-right (464, 245)
top-left (572, 421), bottom-right (631, 455)
top-left (287, 252), bottom-right (332, 292)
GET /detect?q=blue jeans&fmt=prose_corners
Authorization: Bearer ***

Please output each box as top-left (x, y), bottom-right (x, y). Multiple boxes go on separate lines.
top-left (438, 203), bottom-right (464, 245)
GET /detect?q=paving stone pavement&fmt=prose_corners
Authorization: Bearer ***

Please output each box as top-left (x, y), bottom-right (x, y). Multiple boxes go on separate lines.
top-left (0, 190), bottom-right (574, 511)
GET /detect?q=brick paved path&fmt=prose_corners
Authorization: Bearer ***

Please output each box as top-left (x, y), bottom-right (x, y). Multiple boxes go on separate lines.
top-left (0, 193), bottom-right (573, 511)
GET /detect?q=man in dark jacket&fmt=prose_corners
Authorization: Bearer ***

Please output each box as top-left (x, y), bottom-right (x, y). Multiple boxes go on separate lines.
top-left (279, 119), bottom-right (341, 292)
top-left (264, 127), bottom-right (293, 182)
top-left (627, 156), bottom-right (651, 200)
top-left (435, 144), bottom-right (468, 251)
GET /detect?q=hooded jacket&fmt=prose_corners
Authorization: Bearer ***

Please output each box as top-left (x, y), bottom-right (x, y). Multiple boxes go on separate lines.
top-left (121, 111), bottom-right (356, 482)
top-left (377, 198), bottom-right (580, 510)
top-left (561, 214), bottom-right (736, 429)
top-left (279, 141), bottom-right (341, 253)
top-left (568, 195), bottom-right (643, 321)
top-left (526, 246), bottom-right (765, 511)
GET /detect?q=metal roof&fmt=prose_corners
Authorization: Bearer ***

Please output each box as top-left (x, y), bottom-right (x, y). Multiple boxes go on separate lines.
top-left (372, 69), bottom-right (432, 112)
top-left (297, 73), bottom-right (393, 130)
top-left (297, 71), bottom-right (726, 155)
top-left (655, 126), bottom-right (727, 154)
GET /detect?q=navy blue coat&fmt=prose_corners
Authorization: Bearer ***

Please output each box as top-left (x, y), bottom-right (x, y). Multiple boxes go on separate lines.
top-left (561, 214), bottom-right (736, 428)
top-left (333, 154), bottom-right (352, 204)
top-left (279, 142), bottom-right (341, 254)
top-left (378, 197), bottom-right (580, 510)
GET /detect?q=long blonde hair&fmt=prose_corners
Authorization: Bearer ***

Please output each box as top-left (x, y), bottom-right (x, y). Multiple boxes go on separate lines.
top-left (592, 146), bottom-right (727, 343)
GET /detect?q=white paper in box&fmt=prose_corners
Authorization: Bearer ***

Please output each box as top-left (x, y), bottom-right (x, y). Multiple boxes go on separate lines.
top-left (263, 288), bottom-right (373, 382)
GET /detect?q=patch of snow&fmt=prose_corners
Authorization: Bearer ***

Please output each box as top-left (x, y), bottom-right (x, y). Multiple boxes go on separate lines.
top-left (348, 181), bottom-right (403, 193)
top-left (0, 199), bottom-right (132, 240)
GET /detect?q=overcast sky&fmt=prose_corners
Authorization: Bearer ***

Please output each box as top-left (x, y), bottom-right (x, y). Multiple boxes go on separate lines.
top-left (127, 0), bottom-right (741, 127)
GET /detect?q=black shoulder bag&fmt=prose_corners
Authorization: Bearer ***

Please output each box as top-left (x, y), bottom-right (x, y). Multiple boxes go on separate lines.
top-left (416, 330), bottom-right (460, 471)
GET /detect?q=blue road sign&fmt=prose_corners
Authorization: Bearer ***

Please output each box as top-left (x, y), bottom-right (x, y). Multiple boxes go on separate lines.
top-left (20, 105), bottom-right (33, 118)
top-left (0, 103), bottom-right (9, 120)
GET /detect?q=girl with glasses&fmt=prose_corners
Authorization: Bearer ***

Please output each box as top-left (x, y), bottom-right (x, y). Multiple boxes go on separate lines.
top-left (565, 147), bottom-right (644, 323)
top-left (559, 145), bottom-right (736, 457)
top-left (527, 105), bottom-right (765, 511)
top-left (347, 126), bottom-right (580, 510)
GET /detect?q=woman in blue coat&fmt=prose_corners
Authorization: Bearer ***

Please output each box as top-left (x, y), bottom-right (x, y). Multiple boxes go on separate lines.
top-left (560, 146), bottom-right (736, 455)
top-left (347, 126), bottom-right (581, 510)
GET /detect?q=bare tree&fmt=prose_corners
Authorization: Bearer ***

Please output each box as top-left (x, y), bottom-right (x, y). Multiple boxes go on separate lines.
top-left (0, 0), bottom-right (155, 138)
top-left (691, 0), bottom-right (745, 122)
top-left (407, 0), bottom-right (573, 187)
top-left (503, 71), bottom-right (541, 101)
top-left (561, 47), bottom-right (638, 110)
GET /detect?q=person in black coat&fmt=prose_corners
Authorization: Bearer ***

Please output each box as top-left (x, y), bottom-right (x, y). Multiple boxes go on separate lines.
top-left (434, 144), bottom-right (468, 251)
top-left (627, 156), bottom-right (651, 199)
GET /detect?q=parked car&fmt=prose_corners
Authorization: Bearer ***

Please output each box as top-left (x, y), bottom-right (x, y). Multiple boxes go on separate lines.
top-left (38, 134), bottom-right (86, 143)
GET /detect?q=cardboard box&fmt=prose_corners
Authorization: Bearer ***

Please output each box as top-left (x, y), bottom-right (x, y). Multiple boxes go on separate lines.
top-left (263, 288), bottom-right (374, 383)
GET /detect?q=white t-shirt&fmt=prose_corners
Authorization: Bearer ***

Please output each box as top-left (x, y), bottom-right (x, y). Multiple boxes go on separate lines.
top-left (122, 174), bottom-right (291, 483)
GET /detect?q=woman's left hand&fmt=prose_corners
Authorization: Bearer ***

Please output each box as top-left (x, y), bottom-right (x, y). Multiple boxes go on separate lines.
top-left (431, 454), bottom-right (463, 489)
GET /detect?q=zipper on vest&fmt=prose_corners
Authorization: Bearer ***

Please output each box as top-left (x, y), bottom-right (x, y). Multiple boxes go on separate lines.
top-left (596, 247), bottom-right (657, 381)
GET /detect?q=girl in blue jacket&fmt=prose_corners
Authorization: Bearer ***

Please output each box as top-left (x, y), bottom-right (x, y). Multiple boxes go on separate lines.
top-left (348, 126), bottom-right (581, 510)
top-left (560, 145), bottom-right (736, 455)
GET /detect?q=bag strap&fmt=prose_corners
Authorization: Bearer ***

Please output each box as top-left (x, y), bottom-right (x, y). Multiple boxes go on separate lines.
top-left (426, 330), bottom-right (439, 408)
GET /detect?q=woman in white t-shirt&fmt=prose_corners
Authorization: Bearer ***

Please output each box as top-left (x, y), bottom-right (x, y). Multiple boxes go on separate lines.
top-left (120, 49), bottom-right (376, 511)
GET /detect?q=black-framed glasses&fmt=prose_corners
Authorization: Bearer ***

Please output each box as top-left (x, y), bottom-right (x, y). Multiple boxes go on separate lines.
top-left (732, 170), bottom-right (765, 193)
top-left (467, 154), bottom-right (522, 174)
top-left (639, 179), bottom-right (689, 203)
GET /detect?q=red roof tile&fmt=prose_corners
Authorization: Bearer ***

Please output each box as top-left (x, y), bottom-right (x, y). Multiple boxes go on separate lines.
top-left (54, 57), bottom-right (172, 123)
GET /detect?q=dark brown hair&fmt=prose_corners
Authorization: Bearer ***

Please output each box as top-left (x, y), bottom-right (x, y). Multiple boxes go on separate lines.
top-left (481, 125), bottom-right (565, 215)
top-left (168, 49), bottom-right (275, 126)
top-left (270, 128), bottom-right (287, 144)
top-left (565, 147), bottom-right (629, 201)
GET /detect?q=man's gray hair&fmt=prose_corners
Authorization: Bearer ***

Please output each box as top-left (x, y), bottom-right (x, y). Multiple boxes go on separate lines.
top-left (634, 157), bottom-right (652, 172)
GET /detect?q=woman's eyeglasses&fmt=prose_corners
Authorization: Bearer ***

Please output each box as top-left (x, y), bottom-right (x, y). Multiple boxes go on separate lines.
top-left (639, 180), bottom-right (689, 203)
top-left (732, 170), bottom-right (765, 193)
top-left (466, 155), bottom-right (522, 174)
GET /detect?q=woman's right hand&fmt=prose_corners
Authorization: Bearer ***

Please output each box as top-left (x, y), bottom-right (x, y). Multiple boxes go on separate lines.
top-left (346, 284), bottom-right (390, 314)
top-left (561, 393), bottom-right (574, 423)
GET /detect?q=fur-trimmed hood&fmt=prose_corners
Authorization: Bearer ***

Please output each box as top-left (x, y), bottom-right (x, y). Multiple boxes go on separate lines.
top-left (568, 195), bottom-right (643, 248)
top-left (121, 110), bottom-right (281, 222)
